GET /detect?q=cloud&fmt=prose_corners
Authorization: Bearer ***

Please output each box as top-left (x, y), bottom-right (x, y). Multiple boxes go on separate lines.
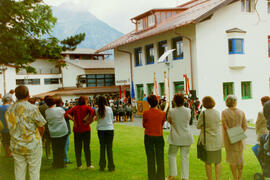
top-left (44, 0), bottom-right (189, 33)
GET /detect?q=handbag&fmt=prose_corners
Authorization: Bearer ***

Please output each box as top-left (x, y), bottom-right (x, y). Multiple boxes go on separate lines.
top-left (0, 121), bottom-right (4, 132)
top-left (227, 126), bottom-right (247, 144)
top-left (197, 111), bottom-right (207, 161)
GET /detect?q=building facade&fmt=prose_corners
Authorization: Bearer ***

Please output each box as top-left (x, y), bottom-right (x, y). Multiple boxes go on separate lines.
top-left (0, 48), bottom-right (116, 100)
top-left (97, 0), bottom-right (270, 121)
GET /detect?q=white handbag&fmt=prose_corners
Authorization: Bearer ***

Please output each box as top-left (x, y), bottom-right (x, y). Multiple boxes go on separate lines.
top-left (227, 126), bottom-right (247, 144)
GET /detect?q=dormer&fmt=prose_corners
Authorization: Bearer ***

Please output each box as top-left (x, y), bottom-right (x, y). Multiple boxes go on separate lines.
top-left (131, 8), bottom-right (186, 33)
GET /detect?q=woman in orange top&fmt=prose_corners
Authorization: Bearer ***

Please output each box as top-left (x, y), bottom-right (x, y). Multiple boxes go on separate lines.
top-left (143, 95), bottom-right (166, 180)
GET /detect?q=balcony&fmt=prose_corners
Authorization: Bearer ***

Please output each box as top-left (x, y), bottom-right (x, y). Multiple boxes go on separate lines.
top-left (228, 54), bottom-right (246, 70)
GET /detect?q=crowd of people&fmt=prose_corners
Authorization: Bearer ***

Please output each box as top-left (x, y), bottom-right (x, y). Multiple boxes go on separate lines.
top-left (0, 85), bottom-right (270, 180)
top-left (142, 94), bottom-right (270, 180)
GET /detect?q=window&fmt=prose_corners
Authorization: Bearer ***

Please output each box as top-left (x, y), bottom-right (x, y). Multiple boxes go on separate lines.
top-left (44, 78), bottom-right (60, 85)
top-left (223, 82), bottom-right (234, 100)
top-left (137, 19), bottom-right (143, 31)
top-left (159, 83), bottom-right (165, 96)
top-left (136, 84), bottom-right (144, 101)
top-left (158, 40), bottom-right (168, 58)
top-left (134, 47), bottom-right (143, 66)
top-left (80, 74), bottom-right (115, 87)
top-left (228, 39), bottom-right (244, 54)
top-left (147, 83), bottom-right (154, 95)
top-left (172, 37), bottom-right (184, 60)
top-left (241, 81), bottom-right (252, 99)
top-left (148, 15), bottom-right (155, 27)
top-left (241, 0), bottom-right (255, 12)
top-left (145, 44), bottom-right (155, 64)
top-left (268, 36), bottom-right (270, 57)
top-left (16, 79), bottom-right (40, 85)
top-left (174, 81), bottom-right (184, 94)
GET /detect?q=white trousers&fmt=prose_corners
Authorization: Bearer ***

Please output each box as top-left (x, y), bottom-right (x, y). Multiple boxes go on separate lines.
top-left (12, 146), bottom-right (42, 180)
top-left (168, 144), bottom-right (190, 179)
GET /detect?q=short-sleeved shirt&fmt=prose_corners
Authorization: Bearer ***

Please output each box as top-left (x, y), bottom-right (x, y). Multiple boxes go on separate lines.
top-left (143, 108), bottom-right (165, 136)
top-left (0, 105), bottom-right (10, 133)
top-left (5, 101), bottom-right (46, 155)
top-left (45, 107), bottom-right (68, 138)
top-left (65, 105), bottom-right (95, 133)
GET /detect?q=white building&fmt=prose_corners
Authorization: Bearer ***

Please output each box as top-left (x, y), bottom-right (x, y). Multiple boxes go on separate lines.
top-left (0, 48), bottom-right (118, 101)
top-left (97, 0), bottom-right (270, 121)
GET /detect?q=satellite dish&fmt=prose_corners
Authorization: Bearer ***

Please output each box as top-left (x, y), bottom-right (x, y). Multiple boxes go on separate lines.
top-left (157, 49), bottom-right (175, 63)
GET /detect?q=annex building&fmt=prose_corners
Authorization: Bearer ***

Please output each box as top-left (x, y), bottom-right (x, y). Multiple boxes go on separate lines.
top-left (0, 48), bottom-right (119, 101)
top-left (97, 0), bottom-right (270, 121)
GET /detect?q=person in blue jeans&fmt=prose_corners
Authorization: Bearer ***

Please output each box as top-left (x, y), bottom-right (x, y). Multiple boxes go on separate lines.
top-left (95, 96), bottom-right (115, 171)
top-left (0, 96), bottom-right (13, 157)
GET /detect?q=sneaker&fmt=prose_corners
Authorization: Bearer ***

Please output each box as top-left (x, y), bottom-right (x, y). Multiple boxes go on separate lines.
top-left (87, 165), bottom-right (95, 170)
top-left (77, 166), bottom-right (83, 170)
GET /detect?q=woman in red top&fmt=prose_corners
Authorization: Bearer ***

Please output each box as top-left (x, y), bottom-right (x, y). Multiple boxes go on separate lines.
top-left (65, 96), bottom-right (95, 170)
top-left (143, 95), bottom-right (166, 180)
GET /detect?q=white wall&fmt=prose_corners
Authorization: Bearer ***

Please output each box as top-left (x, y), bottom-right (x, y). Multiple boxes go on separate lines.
top-left (61, 63), bottom-right (84, 87)
top-left (0, 67), bottom-right (16, 96)
top-left (195, 0), bottom-right (270, 121)
top-left (17, 59), bottom-right (60, 74)
top-left (16, 74), bottom-right (62, 96)
top-left (114, 25), bottom-right (196, 99)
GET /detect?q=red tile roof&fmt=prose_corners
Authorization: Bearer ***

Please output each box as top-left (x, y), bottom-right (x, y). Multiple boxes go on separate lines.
top-left (96, 0), bottom-right (235, 53)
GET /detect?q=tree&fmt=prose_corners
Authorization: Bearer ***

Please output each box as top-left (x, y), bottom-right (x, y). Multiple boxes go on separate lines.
top-left (0, 0), bottom-right (85, 72)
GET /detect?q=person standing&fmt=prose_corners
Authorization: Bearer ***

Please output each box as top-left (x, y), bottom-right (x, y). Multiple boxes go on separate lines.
top-left (65, 96), bottom-right (95, 170)
top-left (95, 96), bottom-right (115, 171)
top-left (0, 96), bottom-right (13, 157)
top-left (39, 96), bottom-right (51, 160)
top-left (54, 96), bottom-right (72, 164)
top-left (5, 85), bottom-right (46, 180)
top-left (45, 96), bottom-right (68, 168)
top-left (256, 96), bottom-right (270, 141)
top-left (143, 95), bottom-right (165, 180)
top-left (167, 94), bottom-right (194, 180)
top-left (222, 95), bottom-right (247, 180)
top-left (197, 96), bottom-right (222, 180)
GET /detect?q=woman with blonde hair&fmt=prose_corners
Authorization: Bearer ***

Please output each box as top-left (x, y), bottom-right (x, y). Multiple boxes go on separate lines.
top-left (197, 96), bottom-right (222, 180)
top-left (222, 95), bottom-right (247, 180)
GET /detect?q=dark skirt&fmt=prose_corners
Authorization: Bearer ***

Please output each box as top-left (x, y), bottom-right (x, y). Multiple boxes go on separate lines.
top-left (204, 149), bottom-right (222, 164)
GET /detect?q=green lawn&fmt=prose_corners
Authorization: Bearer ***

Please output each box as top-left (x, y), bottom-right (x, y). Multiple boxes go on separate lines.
top-left (0, 123), bottom-right (261, 180)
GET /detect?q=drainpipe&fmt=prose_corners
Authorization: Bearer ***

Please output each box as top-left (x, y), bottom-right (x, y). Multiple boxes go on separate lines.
top-left (174, 28), bottom-right (194, 90)
top-left (116, 48), bottom-right (134, 83)
top-left (3, 68), bottom-right (6, 94)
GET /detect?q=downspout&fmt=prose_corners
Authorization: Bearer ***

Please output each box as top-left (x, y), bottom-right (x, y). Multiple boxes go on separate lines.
top-left (116, 48), bottom-right (134, 83)
top-left (174, 28), bottom-right (194, 90)
top-left (3, 68), bottom-right (6, 94)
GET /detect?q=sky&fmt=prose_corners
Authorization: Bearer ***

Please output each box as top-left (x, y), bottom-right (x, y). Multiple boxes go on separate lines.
top-left (43, 0), bottom-right (189, 34)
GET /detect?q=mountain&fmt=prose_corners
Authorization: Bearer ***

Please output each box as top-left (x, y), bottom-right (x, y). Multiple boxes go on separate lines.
top-left (51, 2), bottom-right (123, 50)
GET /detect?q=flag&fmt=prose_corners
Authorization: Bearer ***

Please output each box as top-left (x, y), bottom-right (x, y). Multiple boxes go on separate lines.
top-left (119, 86), bottom-right (122, 99)
top-left (164, 71), bottom-right (170, 112)
top-left (154, 72), bottom-right (158, 99)
top-left (157, 49), bottom-right (175, 63)
top-left (124, 84), bottom-right (127, 99)
top-left (131, 81), bottom-right (135, 99)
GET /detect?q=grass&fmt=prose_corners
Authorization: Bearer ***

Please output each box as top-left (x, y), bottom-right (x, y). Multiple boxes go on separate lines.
top-left (248, 122), bottom-right (256, 128)
top-left (0, 122), bottom-right (261, 180)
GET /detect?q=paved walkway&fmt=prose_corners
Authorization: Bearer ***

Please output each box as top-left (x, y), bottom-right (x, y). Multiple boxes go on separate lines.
top-left (116, 117), bottom-right (257, 145)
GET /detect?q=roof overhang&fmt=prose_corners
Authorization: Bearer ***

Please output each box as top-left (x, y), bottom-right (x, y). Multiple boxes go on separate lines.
top-left (96, 0), bottom-right (236, 53)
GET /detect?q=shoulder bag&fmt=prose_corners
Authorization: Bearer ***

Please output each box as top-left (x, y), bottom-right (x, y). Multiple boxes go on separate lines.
top-left (225, 111), bottom-right (247, 144)
top-left (197, 111), bottom-right (207, 161)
